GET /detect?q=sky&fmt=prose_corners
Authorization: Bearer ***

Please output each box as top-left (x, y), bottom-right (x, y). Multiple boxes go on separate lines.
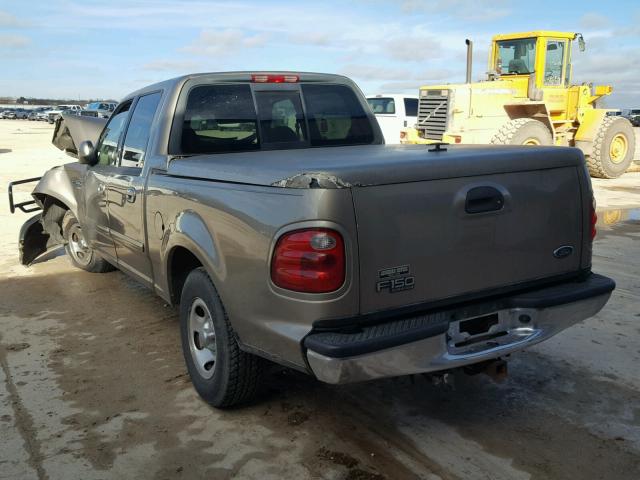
top-left (1, 0), bottom-right (639, 107)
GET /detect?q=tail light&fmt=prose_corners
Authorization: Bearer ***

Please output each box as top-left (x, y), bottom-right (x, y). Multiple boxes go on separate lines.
top-left (271, 228), bottom-right (345, 293)
top-left (590, 197), bottom-right (597, 240)
top-left (251, 74), bottom-right (299, 83)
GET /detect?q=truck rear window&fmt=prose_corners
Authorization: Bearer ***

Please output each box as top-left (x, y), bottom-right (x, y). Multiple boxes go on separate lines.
top-left (302, 84), bottom-right (374, 147)
top-left (367, 97), bottom-right (395, 114)
top-left (181, 83), bottom-right (374, 154)
top-left (182, 84), bottom-right (259, 154)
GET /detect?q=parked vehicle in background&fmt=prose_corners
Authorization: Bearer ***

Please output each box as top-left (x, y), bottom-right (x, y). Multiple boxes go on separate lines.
top-left (0, 108), bottom-right (16, 119)
top-left (4, 108), bottom-right (29, 119)
top-left (367, 94), bottom-right (418, 144)
top-left (37, 108), bottom-right (53, 121)
top-left (29, 107), bottom-right (51, 121)
top-left (10, 72), bottom-right (614, 408)
top-left (48, 105), bottom-right (82, 123)
top-left (81, 102), bottom-right (117, 119)
top-left (624, 108), bottom-right (640, 126)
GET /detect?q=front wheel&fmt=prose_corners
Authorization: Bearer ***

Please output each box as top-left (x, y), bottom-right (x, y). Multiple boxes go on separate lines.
top-left (62, 211), bottom-right (115, 273)
top-left (491, 118), bottom-right (553, 146)
top-left (180, 267), bottom-right (264, 408)
top-left (586, 116), bottom-right (635, 179)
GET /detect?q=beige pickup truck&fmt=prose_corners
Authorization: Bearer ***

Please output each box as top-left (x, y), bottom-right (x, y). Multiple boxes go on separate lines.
top-left (10, 72), bottom-right (614, 407)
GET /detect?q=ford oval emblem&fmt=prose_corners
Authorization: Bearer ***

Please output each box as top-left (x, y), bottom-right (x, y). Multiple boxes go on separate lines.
top-left (553, 245), bottom-right (574, 259)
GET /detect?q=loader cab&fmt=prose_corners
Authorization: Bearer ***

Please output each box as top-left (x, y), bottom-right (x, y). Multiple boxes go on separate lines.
top-left (491, 31), bottom-right (577, 88)
top-left (491, 31), bottom-right (580, 119)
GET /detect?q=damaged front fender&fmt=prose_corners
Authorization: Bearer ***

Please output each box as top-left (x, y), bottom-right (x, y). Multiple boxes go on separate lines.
top-left (19, 214), bottom-right (51, 265)
top-left (18, 200), bottom-right (68, 266)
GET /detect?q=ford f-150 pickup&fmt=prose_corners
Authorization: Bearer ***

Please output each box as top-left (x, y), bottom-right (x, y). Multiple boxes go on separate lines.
top-left (9, 72), bottom-right (615, 407)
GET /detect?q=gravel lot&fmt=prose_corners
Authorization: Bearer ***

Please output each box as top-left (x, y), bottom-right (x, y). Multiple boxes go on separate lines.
top-left (1, 120), bottom-right (639, 480)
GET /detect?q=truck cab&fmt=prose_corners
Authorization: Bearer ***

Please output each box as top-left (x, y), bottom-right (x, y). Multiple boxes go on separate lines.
top-left (367, 94), bottom-right (418, 144)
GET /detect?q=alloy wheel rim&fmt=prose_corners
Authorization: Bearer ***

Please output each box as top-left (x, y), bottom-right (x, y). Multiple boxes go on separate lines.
top-left (609, 134), bottom-right (628, 164)
top-left (188, 298), bottom-right (217, 379)
top-left (68, 224), bottom-right (91, 266)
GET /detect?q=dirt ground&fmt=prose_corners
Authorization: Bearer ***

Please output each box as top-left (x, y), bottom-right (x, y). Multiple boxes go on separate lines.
top-left (0, 119), bottom-right (638, 480)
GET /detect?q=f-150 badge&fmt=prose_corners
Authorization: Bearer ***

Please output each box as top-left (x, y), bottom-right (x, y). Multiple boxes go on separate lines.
top-left (376, 265), bottom-right (415, 293)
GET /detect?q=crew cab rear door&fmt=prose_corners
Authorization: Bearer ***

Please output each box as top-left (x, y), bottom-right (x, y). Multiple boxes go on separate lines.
top-left (104, 91), bottom-right (162, 286)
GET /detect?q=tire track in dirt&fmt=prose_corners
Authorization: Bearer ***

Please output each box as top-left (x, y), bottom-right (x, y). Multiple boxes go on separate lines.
top-left (0, 339), bottom-right (48, 480)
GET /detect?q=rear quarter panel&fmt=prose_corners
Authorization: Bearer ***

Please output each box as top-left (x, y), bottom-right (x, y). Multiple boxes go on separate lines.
top-left (145, 174), bottom-right (360, 369)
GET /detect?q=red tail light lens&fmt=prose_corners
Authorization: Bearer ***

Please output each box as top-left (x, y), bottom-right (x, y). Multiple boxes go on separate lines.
top-left (251, 74), bottom-right (299, 83)
top-left (271, 228), bottom-right (345, 293)
top-left (590, 197), bottom-right (597, 240)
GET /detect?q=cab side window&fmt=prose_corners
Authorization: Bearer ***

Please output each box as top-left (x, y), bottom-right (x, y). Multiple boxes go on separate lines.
top-left (544, 40), bottom-right (566, 86)
top-left (96, 102), bottom-right (131, 166)
top-left (404, 98), bottom-right (418, 117)
top-left (121, 92), bottom-right (162, 168)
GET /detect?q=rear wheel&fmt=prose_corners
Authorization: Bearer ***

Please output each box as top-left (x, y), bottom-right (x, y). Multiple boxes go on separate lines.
top-left (586, 116), bottom-right (635, 179)
top-left (491, 118), bottom-right (553, 146)
top-left (62, 211), bottom-right (115, 273)
top-left (180, 267), bottom-right (264, 408)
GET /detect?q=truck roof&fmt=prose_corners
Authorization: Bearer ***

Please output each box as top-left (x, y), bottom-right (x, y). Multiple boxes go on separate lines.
top-left (125, 71), bottom-right (355, 102)
top-left (492, 31), bottom-right (577, 41)
top-left (367, 93), bottom-right (419, 99)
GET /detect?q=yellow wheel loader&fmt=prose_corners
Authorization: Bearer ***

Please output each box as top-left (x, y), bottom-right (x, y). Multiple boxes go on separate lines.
top-left (407, 31), bottom-right (635, 178)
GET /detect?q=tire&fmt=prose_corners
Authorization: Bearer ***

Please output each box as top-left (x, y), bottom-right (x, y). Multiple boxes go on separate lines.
top-left (491, 118), bottom-right (553, 146)
top-left (61, 210), bottom-right (115, 273)
top-left (180, 267), bottom-right (264, 408)
top-left (586, 116), bottom-right (635, 179)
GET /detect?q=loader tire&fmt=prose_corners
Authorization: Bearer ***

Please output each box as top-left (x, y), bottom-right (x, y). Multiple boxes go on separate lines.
top-left (586, 116), bottom-right (635, 179)
top-left (491, 118), bottom-right (553, 146)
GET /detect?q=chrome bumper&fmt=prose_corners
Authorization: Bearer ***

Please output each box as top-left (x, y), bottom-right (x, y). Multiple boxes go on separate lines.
top-left (307, 293), bottom-right (611, 384)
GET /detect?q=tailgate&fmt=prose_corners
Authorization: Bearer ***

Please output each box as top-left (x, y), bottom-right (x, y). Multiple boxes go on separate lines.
top-left (353, 167), bottom-right (583, 314)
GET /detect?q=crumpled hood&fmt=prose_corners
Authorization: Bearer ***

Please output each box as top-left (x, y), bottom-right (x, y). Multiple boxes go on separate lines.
top-left (52, 113), bottom-right (107, 157)
top-left (166, 144), bottom-right (584, 188)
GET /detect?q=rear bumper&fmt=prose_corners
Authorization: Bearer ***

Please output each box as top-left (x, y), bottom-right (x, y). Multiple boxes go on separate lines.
top-left (305, 273), bottom-right (614, 384)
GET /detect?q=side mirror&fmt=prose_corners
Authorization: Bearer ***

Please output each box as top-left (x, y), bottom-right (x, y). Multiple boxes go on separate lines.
top-left (78, 140), bottom-right (97, 165)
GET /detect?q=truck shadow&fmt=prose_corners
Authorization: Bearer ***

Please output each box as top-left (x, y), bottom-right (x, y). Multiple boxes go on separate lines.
top-left (0, 261), bottom-right (638, 480)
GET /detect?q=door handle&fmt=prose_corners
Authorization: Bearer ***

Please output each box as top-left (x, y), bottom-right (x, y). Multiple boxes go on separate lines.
top-left (125, 187), bottom-right (136, 203)
top-left (465, 186), bottom-right (504, 214)
top-left (97, 183), bottom-right (105, 194)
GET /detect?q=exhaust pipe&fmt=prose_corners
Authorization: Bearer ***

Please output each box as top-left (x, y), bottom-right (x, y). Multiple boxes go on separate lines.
top-left (465, 39), bottom-right (473, 83)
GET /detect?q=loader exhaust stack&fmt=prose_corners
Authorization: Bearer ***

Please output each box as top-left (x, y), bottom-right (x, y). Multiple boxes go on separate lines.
top-left (465, 39), bottom-right (473, 83)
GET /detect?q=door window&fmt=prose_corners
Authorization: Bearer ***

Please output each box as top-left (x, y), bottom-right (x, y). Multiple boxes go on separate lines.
top-left (96, 102), bottom-right (131, 166)
top-left (121, 92), bottom-right (162, 168)
top-left (544, 40), bottom-right (566, 86)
